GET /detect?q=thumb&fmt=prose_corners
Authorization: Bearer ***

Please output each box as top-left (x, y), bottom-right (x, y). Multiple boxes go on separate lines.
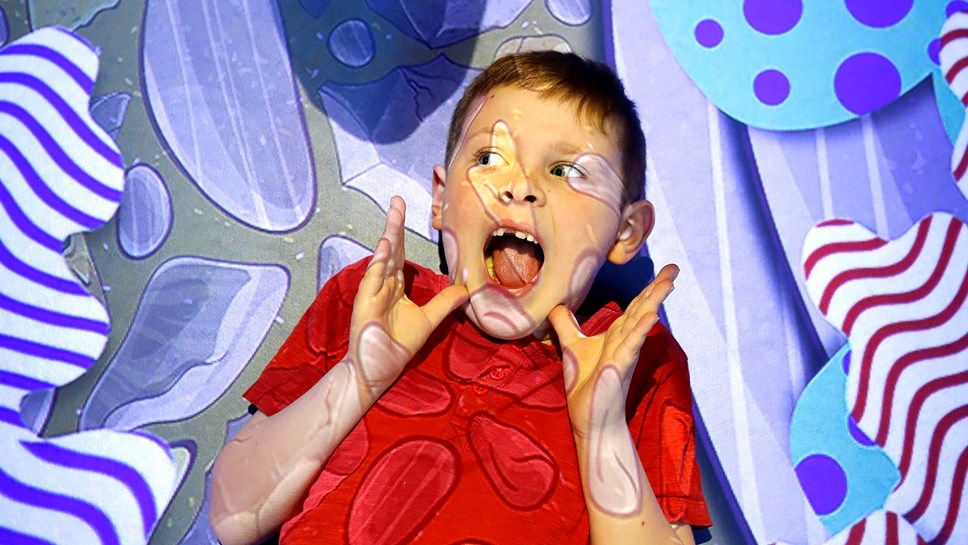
top-left (421, 284), bottom-right (469, 328)
top-left (548, 305), bottom-right (582, 347)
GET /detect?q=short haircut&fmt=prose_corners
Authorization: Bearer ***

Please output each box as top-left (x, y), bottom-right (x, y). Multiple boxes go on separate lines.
top-left (446, 50), bottom-right (646, 205)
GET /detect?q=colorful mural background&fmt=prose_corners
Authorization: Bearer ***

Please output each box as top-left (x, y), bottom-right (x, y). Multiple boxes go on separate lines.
top-left (0, 1), bottom-right (965, 544)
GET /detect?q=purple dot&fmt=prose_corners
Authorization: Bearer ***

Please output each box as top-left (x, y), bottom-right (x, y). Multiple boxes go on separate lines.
top-left (795, 454), bottom-right (848, 516)
top-left (754, 69), bottom-right (790, 106)
top-left (947, 1), bottom-right (968, 17)
top-left (695, 19), bottom-right (724, 48)
top-left (744, 0), bottom-right (803, 35)
top-left (834, 52), bottom-right (902, 115)
top-left (848, 415), bottom-right (877, 446)
top-left (842, 351), bottom-right (851, 374)
top-left (928, 39), bottom-right (941, 65)
top-left (846, 0), bottom-right (913, 28)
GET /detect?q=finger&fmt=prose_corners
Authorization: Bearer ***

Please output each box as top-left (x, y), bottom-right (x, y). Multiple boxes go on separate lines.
top-left (616, 311), bottom-right (659, 367)
top-left (654, 263), bottom-right (680, 284)
top-left (626, 277), bottom-right (674, 325)
top-left (382, 197), bottom-right (407, 272)
top-left (360, 237), bottom-right (391, 297)
top-left (421, 284), bottom-right (469, 328)
top-left (548, 305), bottom-right (582, 347)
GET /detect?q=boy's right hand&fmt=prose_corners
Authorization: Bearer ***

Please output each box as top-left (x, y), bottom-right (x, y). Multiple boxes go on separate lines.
top-left (348, 196), bottom-right (468, 402)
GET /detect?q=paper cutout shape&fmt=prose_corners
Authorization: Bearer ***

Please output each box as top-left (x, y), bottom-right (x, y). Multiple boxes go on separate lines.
top-left (0, 27), bottom-right (176, 545)
top-left (803, 214), bottom-right (968, 544)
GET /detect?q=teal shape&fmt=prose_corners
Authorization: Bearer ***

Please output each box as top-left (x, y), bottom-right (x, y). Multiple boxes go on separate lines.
top-left (650, 1), bottom-right (947, 130)
top-left (790, 345), bottom-right (900, 535)
top-left (932, 68), bottom-right (964, 144)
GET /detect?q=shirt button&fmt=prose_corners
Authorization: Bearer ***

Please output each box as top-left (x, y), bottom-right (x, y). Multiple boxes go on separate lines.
top-left (473, 383), bottom-right (488, 395)
top-left (488, 366), bottom-right (508, 381)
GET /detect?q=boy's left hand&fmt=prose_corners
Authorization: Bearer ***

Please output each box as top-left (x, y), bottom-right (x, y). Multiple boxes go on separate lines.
top-left (548, 264), bottom-right (678, 437)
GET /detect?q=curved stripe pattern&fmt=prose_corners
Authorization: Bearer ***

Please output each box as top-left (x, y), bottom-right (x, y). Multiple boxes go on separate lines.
top-left (802, 214), bottom-right (968, 544)
top-left (941, 11), bottom-right (968, 200)
top-left (0, 28), bottom-right (176, 545)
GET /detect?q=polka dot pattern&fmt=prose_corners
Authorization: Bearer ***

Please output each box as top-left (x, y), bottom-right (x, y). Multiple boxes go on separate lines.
top-left (743, 0), bottom-right (802, 35)
top-left (789, 346), bottom-right (900, 535)
top-left (651, 0), bottom-right (945, 129)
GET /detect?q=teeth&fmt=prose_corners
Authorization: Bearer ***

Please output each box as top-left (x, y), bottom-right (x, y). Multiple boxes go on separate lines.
top-left (490, 228), bottom-right (538, 244)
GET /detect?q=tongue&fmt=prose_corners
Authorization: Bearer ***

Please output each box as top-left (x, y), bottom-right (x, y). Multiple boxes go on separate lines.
top-left (492, 238), bottom-right (540, 288)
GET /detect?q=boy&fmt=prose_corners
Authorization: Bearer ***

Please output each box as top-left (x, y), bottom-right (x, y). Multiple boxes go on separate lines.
top-left (210, 51), bottom-right (710, 544)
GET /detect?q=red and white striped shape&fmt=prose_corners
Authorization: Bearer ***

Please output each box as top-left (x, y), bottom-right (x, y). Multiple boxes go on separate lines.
top-left (940, 10), bottom-right (968, 200)
top-left (803, 214), bottom-right (968, 544)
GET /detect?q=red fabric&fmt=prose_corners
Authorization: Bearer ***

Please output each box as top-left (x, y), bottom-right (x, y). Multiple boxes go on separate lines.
top-left (244, 258), bottom-right (711, 544)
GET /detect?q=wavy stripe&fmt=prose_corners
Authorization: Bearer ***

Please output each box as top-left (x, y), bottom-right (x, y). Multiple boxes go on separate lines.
top-left (843, 221), bottom-right (961, 335)
top-left (0, 131), bottom-right (102, 229)
top-left (819, 218), bottom-right (932, 315)
top-left (934, 446), bottom-right (968, 544)
top-left (0, 43), bottom-right (94, 93)
top-left (852, 270), bottom-right (968, 420)
top-left (0, 333), bottom-right (93, 368)
top-left (0, 164), bottom-right (62, 252)
top-left (0, 466), bottom-right (118, 545)
top-left (804, 236), bottom-right (887, 279)
top-left (847, 518), bottom-right (866, 545)
top-left (0, 291), bottom-right (108, 334)
top-left (0, 369), bottom-right (54, 390)
top-left (903, 404), bottom-right (968, 519)
top-left (886, 511), bottom-right (898, 545)
top-left (0, 406), bottom-right (24, 426)
top-left (0, 73), bottom-right (121, 175)
top-left (896, 371), bottom-right (968, 478)
top-left (879, 335), bottom-right (968, 447)
top-left (946, 55), bottom-right (968, 85)
top-left (22, 441), bottom-right (157, 537)
top-left (0, 526), bottom-right (56, 545)
top-left (942, 28), bottom-right (968, 47)
top-left (0, 239), bottom-right (86, 295)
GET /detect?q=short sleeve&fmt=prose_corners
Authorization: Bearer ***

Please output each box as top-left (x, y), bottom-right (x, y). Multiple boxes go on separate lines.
top-left (242, 259), bottom-right (367, 416)
top-left (626, 323), bottom-right (712, 527)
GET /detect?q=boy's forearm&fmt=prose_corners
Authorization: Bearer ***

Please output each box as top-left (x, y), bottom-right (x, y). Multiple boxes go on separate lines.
top-left (575, 425), bottom-right (692, 545)
top-left (208, 359), bottom-right (371, 545)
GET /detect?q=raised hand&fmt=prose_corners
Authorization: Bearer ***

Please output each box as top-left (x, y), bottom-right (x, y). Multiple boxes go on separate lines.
top-left (548, 264), bottom-right (678, 516)
top-left (349, 196), bottom-right (468, 401)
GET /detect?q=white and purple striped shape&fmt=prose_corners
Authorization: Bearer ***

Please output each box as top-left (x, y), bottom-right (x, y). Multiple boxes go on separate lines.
top-left (941, 10), bottom-right (968, 201)
top-left (0, 28), bottom-right (176, 544)
top-left (803, 214), bottom-right (968, 544)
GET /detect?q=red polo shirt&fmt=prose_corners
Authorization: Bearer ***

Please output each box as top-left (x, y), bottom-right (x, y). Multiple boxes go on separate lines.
top-left (244, 258), bottom-right (711, 544)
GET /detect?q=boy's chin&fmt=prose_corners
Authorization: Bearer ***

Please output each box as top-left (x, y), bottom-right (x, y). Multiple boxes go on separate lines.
top-left (462, 292), bottom-right (544, 341)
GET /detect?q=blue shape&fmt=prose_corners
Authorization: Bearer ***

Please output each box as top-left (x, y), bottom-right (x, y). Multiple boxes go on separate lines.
top-left (650, 1), bottom-right (947, 129)
top-left (0, 7), bottom-right (8, 46)
top-left (298, 0), bottom-right (332, 18)
top-left (329, 19), bottom-right (375, 68)
top-left (117, 164), bottom-right (172, 259)
top-left (366, 0), bottom-right (530, 48)
top-left (546, 0), bottom-right (592, 26)
top-left (795, 454), bottom-right (847, 516)
top-left (790, 345), bottom-right (900, 535)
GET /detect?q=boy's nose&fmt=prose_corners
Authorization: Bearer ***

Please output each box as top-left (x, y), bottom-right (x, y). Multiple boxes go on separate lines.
top-left (499, 174), bottom-right (544, 205)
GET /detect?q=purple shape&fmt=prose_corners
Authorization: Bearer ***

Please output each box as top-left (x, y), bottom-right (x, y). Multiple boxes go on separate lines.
top-left (1, 7), bottom-right (8, 46)
top-left (834, 52), bottom-right (902, 115)
top-left (142, 0), bottom-right (315, 232)
top-left (546, 0), bottom-right (592, 26)
top-left (298, 0), bottom-right (333, 18)
top-left (318, 236), bottom-right (370, 290)
top-left (89, 92), bottom-right (131, 142)
top-left (365, 0), bottom-right (530, 48)
top-left (842, 351), bottom-right (851, 374)
top-left (948, 1), bottom-right (968, 17)
top-left (846, 0), bottom-right (913, 28)
top-left (929, 38), bottom-right (941, 65)
top-left (754, 69), bottom-right (790, 105)
top-left (743, 0), bottom-right (802, 35)
top-left (847, 415), bottom-right (876, 447)
top-left (695, 19), bottom-right (723, 48)
top-left (795, 454), bottom-right (848, 516)
top-left (117, 164), bottom-right (172, 259)
top-left (329, 19), bottom-right (375, 68)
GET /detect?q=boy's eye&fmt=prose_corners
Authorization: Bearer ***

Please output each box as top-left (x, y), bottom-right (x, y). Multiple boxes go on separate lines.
top-left (476, 151), bottom-right (507, 167)
top-left (550, 163), bottom-right (583, 178)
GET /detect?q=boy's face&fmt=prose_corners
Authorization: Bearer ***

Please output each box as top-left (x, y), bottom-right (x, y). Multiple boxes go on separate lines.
top-left (432, 87), bottom-right (652, 340)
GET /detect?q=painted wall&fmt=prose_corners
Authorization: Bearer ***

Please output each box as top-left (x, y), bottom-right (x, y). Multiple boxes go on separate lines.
top-left (0, 1), bottom-right (965, 544)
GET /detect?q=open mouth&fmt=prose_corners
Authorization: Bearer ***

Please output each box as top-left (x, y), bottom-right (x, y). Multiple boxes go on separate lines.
top-left (484, 228), bottom-right (545, 290)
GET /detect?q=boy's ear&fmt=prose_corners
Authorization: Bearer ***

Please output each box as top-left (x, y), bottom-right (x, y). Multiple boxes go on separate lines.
top-left (431, 165), bottom-right (447, 231)
top-left (606, 199), bottom-right (655, 265)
